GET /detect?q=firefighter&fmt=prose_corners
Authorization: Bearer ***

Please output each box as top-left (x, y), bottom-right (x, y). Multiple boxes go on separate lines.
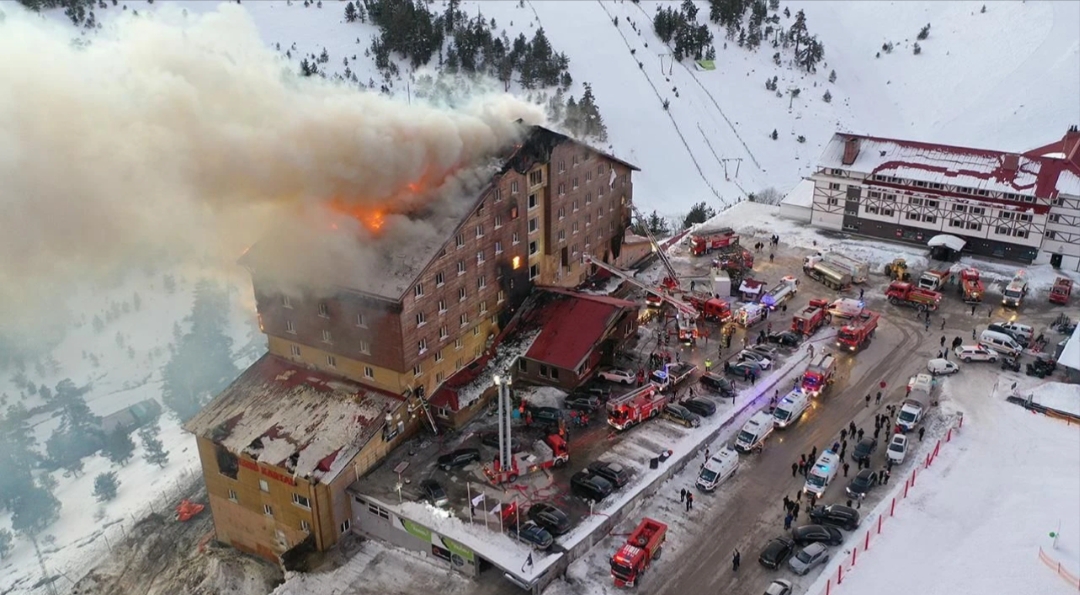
top-left (705, 359), bottom-right (713, 372)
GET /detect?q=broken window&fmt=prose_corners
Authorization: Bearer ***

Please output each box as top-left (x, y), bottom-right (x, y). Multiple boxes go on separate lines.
top-left (216, 446), bottom-right (239, 480)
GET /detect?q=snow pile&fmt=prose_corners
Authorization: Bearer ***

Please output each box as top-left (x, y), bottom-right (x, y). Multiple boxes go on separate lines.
top-left (805, 370), bottom-right (1080, 595)
top-left (517, 386), bottom-right (569, 409)
top-left (1022, 382), bottom-right (1080, 417)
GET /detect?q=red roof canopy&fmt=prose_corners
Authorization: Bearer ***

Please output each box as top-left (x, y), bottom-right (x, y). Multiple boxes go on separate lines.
top-left (524, 290), bottom-right (636, 371)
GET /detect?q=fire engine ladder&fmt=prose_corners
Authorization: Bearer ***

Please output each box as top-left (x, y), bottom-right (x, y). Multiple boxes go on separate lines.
top-left (582, 255), bottom-right (699, 320)
top-left (409, 386), bottom-right (439, 435)
top-left (631, 206), bottom-right (683, 292)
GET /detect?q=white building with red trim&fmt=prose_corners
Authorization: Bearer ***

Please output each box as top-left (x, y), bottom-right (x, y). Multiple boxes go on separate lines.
top-left (804, 127), bottom-right (1080, 267)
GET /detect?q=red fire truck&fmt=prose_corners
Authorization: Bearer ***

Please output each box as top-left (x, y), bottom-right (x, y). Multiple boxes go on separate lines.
top-left (959, 268), bottom-right (984, 303)
top-left (483, 435), bottom-right (569, 484)
top-left (1050, 277), bottom-right (1073, 305)
top-left (611, 518), bottom-right (668, 587)
top-left (885, 282), bottom-right (941, 311)
top-left (836, 310), bottom-right (880, 352)
top-left (791, 298), bottom-right (832, 336)
top-left (689, 226), bottom-right (739, 256)
top-left (685, 294), bottom-right (732, 323)
top-left (607, 385), bottom-right (670, 431)
top-left (801, 353), bottom-right (837, 397)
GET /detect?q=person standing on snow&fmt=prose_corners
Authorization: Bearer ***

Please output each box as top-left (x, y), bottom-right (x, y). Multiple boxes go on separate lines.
top-left (732, 550), bottom-right (741, 572)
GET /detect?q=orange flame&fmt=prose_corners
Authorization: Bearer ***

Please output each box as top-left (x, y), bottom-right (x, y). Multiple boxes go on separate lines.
top-left (323, 174), bottom-right (435, 234)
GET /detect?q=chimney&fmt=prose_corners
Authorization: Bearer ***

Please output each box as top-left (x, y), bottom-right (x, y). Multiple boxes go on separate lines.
top-left (1002, 153), bottom-right (1020, 172)
top-left (841, 137), bottom-right (860, 166)
top-left (1064, 125), bottom-right (1080, 169)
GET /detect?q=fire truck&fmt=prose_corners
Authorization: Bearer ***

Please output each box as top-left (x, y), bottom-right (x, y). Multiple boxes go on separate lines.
top-left (610, 518), bottom-right (668, 587)
top-left (484, 435), bottom-right (569, 484)
top-left (959, 268), bottom-right (984, 303)
top-left (836, 310), bottom-right (880, 352)
top-left (801, 353), bottom-right (837, 397)
top-left (689, 225), bottom-right (739, 256)
top-left (1049, 277), bottom-right (1073, 305)
top-left (918, 268), bottom-right (954, 291)
top-left (684, 294), bottom-right (732, 323)
top-left (760, 275), bottom-right (799, 310)
top-left (885, 281), bottom-right (942, 311)
top-left (582, 255), bottom-right (702, 342)
top-left (650, 362), bottom-right (697, 389)
top-left (607, 384), bottom-right (670, 431)
top-left (791, 299), bottom-right (832, 336)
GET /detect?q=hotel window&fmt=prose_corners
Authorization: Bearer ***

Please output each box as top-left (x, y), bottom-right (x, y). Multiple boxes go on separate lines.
top-left (318, 302), bottom-right (329, 317)
top-left (529, 241), bottom-right (538, 255)
top-left (511, 181), bottom-right (519, 194)
top-left (413, 363), bottom-right (423, 377)
top-left (906, 212), bottom-right (920, 221)
top-left (359, 340), bottom-right (370, 354)
top-left (475, 201), bottom-right (485, 215)
top-left (435, 372), bottom-right (445, 384)
top-left (301, 520), bottom-right (311, 532)
top-left (455, 338), bottom-right (464, 350)
top-left (418, 338), bottom-right (428, 354)
top-left (341, 520), bottom-right (351, 534)
top-left (558, 183), bottom-right (566, 196)
top-left (572, 155), bottom-right (579, 167)
top-left (529, 170), bottom-right (543, 186)
top-left (476, 250), bottom-right (485, 265)
top-left (475, 224), bottom-right (484, 238)
top-left (925, 200), bottom-right (939, 208)
top-left (827, 198), bottom-right (838, 206)
top-left (910, 198), bottom-right (923, 206)
top-left (439, 326), bottom-right (449, 340)
top-left (528, 194), bottom-right (539, 210)
top-left (498, 290), bottom-right (506, 303)
top-left (495, 241), bottom-right (503, 254)
top-left (881, 209), bottom-right (895, 217)
top-left (949, 219), bottom-right (964, 228)
top-left (282, 295), bottom-right (292, 308)
top-left (865, 206), bottom-right (879, 215)
top-left (290, 344), bottom-right (301, 357)
top-left (435, 350), bottom-right (444, 363)
top-left (966, 222), bottom-right (981, 231)
top-left (458, 287), bottom-right (467, 302)
top-left (586, 171), bottom-right (593, 182)
top-left (284, 320), bottom-right (297, 335)
top-left (598, 185), bottom-right (605, 197)
top-left (530, 264), bottom-right (540, 280)
top-left (455, 234), bottom-right (464, 248)
top-left (326, 355), bottom-right (337, 368)
top-left (494, 188), bottom-right (502, 202)
top-left (512, 232), bottom-right (521, 245)
top-left (364, 366), bottom-right (374, 379)
top-left (558, 207), bottom-right (565, 220)
top-left (292, 494), bottom-right (311, 509)
top-left (457, 260), bottom-right (466, 275)
top-left (922, 215), bottom-right (936, 223)
top-left (479, 301), bottom-right (488, 314)
top-left (356, 313), bottom-right (366, 327)
top-left (558, 160), bottom-right (566, 173)
top-left (529, 218), bottom-right (539, 233)
top-left (558, 230), bottom-right (566, 242)
top-left (952, 204), bottom-right (966, 212)
top-left (260, 480), bottom-right (270, 492)
top-left (573, 222), bottom-right (579, 234)
top-left (477, 275), bottom-right (487, 289)
top-left (494, 214), bottom-right (503, 229)
top-left (572, 177), bottom-right (579, 189)
top-left (228, 490), bottom-right (238, 503)
top-left (435, 272), bottom-right (445, 287)
top-left (415, 312), bottom-right (427, 326)
top-left (460, 313), bottom-right (469, 327)
top-left (322, 329), bottom-right (334, 344)
top-left (829, 183), bottom-right (841, 190)
top-left (438, 299), bottom-right (447, 314)
top-left (263, 504), bottom-right (273, 517)
top-left (413, 283), bottom-right (424, 298)
top-left (586, 192), bottom-right (592, 205)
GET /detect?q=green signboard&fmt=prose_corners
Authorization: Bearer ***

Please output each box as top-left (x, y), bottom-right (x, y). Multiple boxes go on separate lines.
top-left (438, 535), bottom-right (475, 563)
top-left (400, 518), bottom-right (431, 542)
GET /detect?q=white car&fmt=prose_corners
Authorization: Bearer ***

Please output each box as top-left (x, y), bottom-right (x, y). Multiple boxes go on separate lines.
top-left (738, 350), bottom-right (773, 370)
top-left (994, 321), bottom-right (1034, 343)
top-left (598, 368), bottom-right (636, 385)
top-left (764, 579), bottom-right (794, 595)
top-left (927, 358), bottom-right (959, 376)
top-left (887, 434), bottom-right (908, 465)
top-left (954, 344), bottom-right (999, 363)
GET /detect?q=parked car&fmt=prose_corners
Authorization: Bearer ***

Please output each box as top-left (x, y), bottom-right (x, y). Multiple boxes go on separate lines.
top-left (955, 344), bottom-right (999, 363)
top-left (587, 460), bottom-right (633, 488)
top-left (995, 321), bottom-right (1034, 343)
top-left (526, 406), bottom-right (563, 425)
top-left (987, 323), bottom-right (1029, 347)
top-left (790, 524), bottom-right (843, 547)
top-left (764, 580), bottom-right (794, 595)
top-left (700, 372), bottom-right (737, 397)
top-left (845, 468), bottom-right (880, 499)
top-left (766, 331), bottom-right (802, 348)
top-left (527, 502), bottom-right (571, 536)
top-left (419, 479), bottom-right (449, 508)
top-left (683, 398), bottom-right (717, 417)
top-left (726, 361), bottom-right (763, 378)
top-left (570, 470), bottom-right (614, 502)
top-left (851, 437), bottom-right (877, 464)
top-left (927, 358), bottom-right (959, 376)
top-left (738, 350), bottom-right (773, 370)
top-left (747, 344), bottom-right (780, 360)
top-left (479, 432), bottom-right (522, 453)
top-left (663, 404), bottom-right (701, 428)
top-left (886, 434), bottom-right (908, 465)
top-left (808, 505), bottom-right (860, 531)
top-left (564, 394), bottom-right (602, 412)
top-left (788, 542), bottom-right (830, 576)
top-left (508, 520), bottom-right (554, 551)
top-left (437, 448), bottom-right (481, 471)
top-left (598, 368), bottom-right (636, 385)
top-left (758, 537), bottom-right (796, 569)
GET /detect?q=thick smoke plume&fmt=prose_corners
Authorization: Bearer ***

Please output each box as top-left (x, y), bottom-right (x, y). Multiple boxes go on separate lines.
top-left (0, 3), bottom-right (544, 346)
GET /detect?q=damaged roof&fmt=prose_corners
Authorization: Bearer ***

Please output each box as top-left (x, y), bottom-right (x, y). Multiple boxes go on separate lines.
top-left (523, 289), bottom-right (637, 371)
top-left (184, 354), bottom-right (403, 484)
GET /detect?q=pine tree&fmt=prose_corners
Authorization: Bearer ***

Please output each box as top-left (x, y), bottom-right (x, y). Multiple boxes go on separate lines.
top-left (0, 529), bottom-right (12, 560)
top-left (770, 129), bottom-right (779, 140)
top-left (823, 90), bottom-right (832, 103)
top-left (0, 404), bottom-right (39, 511)
top-left (10, 483), bottom-right (61, 536)
top-left (93, 472), bottom-right (119, 502)
top-left (344, 1), bottom-right (357, 22)
top-left (828, 69), bottom-right (837, 83)
top-left (139, 424), bottom-right (170, 468)
top-left (45, 379), bottom-right (103, 473)
top-left (917, 23), bottom-right (930, 40)
top-left (578, 83), bottom-right (608, 142)
top-left (103, 427), bottom-right (136, 466)
top-left (913, 42), bottom-right (921, 55)
top-left (683, 202), bottom-right (717, 228)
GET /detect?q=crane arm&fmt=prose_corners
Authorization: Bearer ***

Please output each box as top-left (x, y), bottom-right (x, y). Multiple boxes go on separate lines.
top-left (630, 206), bottom-right (682, 290)
top-left (582, 255), bottom-right (698, 319)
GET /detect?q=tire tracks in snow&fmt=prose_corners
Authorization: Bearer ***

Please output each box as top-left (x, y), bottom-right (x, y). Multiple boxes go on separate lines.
top-left (627, 1), bottom-right (764, 173)
top-left (592, 0), bottom-right (726, 205)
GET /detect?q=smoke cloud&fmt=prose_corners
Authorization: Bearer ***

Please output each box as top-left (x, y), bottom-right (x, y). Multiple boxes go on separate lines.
top-left (0, 3), bottom-right (545, 344)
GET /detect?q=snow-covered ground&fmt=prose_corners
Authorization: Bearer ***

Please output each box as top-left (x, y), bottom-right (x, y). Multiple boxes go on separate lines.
top-left (803, 373), bottom-right (1080, 595)
top-left (0, 268), bottom-right (262, 593)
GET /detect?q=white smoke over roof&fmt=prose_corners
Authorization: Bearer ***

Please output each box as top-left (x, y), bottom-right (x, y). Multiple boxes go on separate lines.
top-left (0, 3), bottom-right (545, 345)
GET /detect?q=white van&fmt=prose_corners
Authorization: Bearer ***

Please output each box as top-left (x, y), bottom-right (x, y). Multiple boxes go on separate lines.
top-left (927, 358), bottom-right (959, 376)
top-left (827, 298), bottom-right (864, 319)
top-left (696, 448), bottom-right (740, 492)
top-left (979, 329), bottom-right (1022, 356)
top-left (734, 411), bottom-right (775, 453)
top-left (803, 450), bottom-right (840, 497)
top-left (995, 321), bottom-right (1034, 343)
top-left (772, 389), bottom-right (810, 429)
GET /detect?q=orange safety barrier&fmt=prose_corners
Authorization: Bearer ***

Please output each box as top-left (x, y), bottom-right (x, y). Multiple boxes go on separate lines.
top-left (1038, 547), bottom-right (1080, 591)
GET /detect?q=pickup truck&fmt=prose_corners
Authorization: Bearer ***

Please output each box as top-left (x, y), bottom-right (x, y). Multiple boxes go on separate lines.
top-left (651, 362), bottom-right (697, 389)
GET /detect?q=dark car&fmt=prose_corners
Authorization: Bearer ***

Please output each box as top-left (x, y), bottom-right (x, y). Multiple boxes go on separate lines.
top-left (987, 323), bottom-right (1029, 347)
top-left (766, 331), bottom-right (802, 348)
top-left (527, 406), bottom-right (563, 425)
top-left (791, 524), bottom-right (843, 547)
top-left (726, 361), bottom-right (762, 378)
top-left (479, 432), bottom-right (522, 453)
top-left (587, 460), bottom-right (633, 488)
top-left (527, 502), bottom-right (572, 536)
top-left (663, 403), bottom-right (701, 428)
top-left (508, 520), bottom-right (554, 550)
top-left (748, 344), bottom-right (780, 359)
top-left (570, 470), bottom-right (614, 502)
top-left (846, 468), bottom-right (880, 499)
top-left (437, 448), bottom-right (481, 471)
top-left (564, 394), bottom-right (602, 412)
top-left (852, 437), bottom-right (878, 463)
top-left (758, 536), bottom-right (796, 569)
top-left (419, 479), bottom-right (449, 508)
top-left (700, 372), bottom-right (736, 397)
top-left (683, 398), bottom-right (717, 417)
top-left (808, 505), bottom-right (861, 531)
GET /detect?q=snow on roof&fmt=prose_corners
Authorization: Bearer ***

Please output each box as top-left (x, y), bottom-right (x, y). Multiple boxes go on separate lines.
top-left (927, 234), bottom-right (967, 252)
top-left (523, 289), bottom-right (637, 371)
top-left (1026, 381), bottom-right (1080, 417)
top-left (780, 178), bottom-right (815, 208)
top-left (184, 354), bottom-right (402, 484)
top-left (818, 133), bottom-right (1076, 201)
top-left (1058, 322), bottom-right (1080, 372)
top-left (429, 329), bottom-right (542, 411)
